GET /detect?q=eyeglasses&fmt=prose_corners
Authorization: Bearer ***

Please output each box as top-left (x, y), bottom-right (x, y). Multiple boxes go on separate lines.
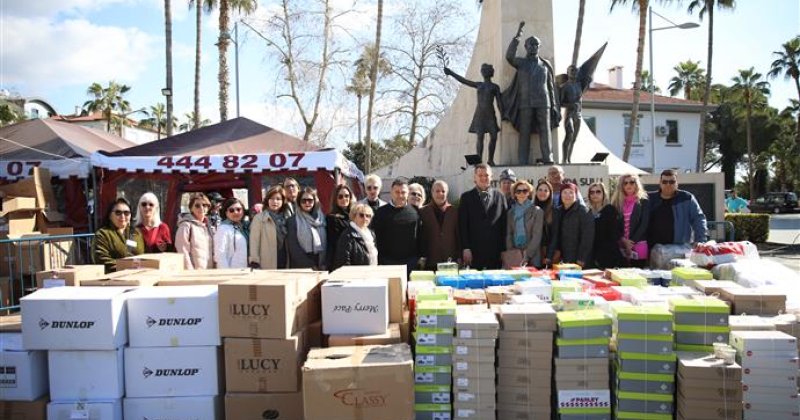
top-left (357, 212), bottom-right (373, 219)
top-left (113, 210), bottom-right (131, 217)
top-left (337, 194), bottom-right (351, 199)
top-left (285, 184), bottom-right (298, 189)
top-left (661, 180), bottom-right (677, 185)
top-left (409, 192), bottom-right (422, 197)
top-left (227, 207), bottom-right (243, 213)
top-left (515, 189), bottom-right (530, 194)
top-left (622, 180), bottom-right (637, 185)
top-left (193, 203), bottom-right (211, 209)
top-left (141, 202), bottom-right (155, 208)
top-left (366, 186), bottom-right (379, 191)
top-left (589, 190), bottom-right (603, 195)
top-left (300, 198), bottom-right (314, 203)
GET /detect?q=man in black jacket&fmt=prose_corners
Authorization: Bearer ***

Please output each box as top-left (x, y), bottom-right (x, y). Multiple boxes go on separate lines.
top-left (459, 164), bottom-right (508, 269)
top-left (371, 177), bottom-right (421, 271)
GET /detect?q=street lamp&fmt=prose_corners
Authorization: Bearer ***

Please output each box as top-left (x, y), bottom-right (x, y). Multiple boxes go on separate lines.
top-left (648, 7), bottom-right (699, 173)
top-left (220, 22), bottom-right (240, 118)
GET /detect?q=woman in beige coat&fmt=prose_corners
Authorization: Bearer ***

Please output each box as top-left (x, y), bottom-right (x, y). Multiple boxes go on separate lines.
top-left (505, 180), bottom-right (544, 267)
top-left (174, 193), bottom-right (214, 269)
top-left (249, 185), bottom-right (290, 269)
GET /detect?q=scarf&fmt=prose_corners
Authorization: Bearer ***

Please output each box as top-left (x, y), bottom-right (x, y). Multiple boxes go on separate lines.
top-left (623, 195), bottom-right (637, 239)
top-left (513, 200), bottom-right (533, 248)
top-left (268, 210), bottom-right (288, 246)
top-left (296, 209), bottom-right (326, 254)
top-left (350, 221), bottom-right (378, 266)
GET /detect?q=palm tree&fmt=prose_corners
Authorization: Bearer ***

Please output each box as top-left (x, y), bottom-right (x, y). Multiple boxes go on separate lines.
top-left (83, 81), bottom-right (132, 133)
top-left (346, 44), bottom-right (392, 144)
top-left (139, 103), bottom-right (177, 139)
top-left (180, 111), bottom-right (212, 132)
top-left (731, 67), bottom-right (770, 200)
top-left (572, 0), bottom-right (587, 66)
top-left (165, 0), bottom-right (175, 137)
top-left (217, 0), bottom-right (256, 122)
top-left (668, 60), bottom-right (706, 100)
top-left (639, 70), bottom-right (661, 93)
top-left (190, 0), bottom-right (216, 130)
top-left (687, 0), bottom-right (735, 172)
top-left (364, 0), bottom-right (384, 174)
top-left (768, 35), bottom-right (800, 147)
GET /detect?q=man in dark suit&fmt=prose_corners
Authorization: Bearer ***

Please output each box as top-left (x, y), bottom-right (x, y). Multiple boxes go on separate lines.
top-left (459, 163), bottom-right (508, 269)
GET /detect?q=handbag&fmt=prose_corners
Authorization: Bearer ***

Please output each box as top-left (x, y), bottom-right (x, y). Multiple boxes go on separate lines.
top-left (622, 240), bottom-right (649, 261)
top-left (501, 249), bottom-right (525, 269)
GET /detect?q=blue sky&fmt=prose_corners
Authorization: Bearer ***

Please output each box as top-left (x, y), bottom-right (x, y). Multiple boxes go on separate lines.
top-left (1, 0), bottom-right (798, 148)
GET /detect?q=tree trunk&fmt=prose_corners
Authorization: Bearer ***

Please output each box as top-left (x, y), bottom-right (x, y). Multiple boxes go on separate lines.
top-left (364, 0), bottom-right (383, 174)
top-left (306, 0), bottom-right (332, 142)
top-left (746, 95), bottom-right (755, 200)
top-left (194, 0), bottom-right (202, 129)
top-left (696, 4), bottom-right (713, 172)
top-left (409, 63), bottom-right (423, 145)
top-left (218, 0), bottom-right (230, 122)
top-left (165, 0), bottom-right (174, 137)
top-left (622, 0), bottom-right (648, 163)
top-left (794, 74), bottom-right (800, 147)
top-left (357, 94), bottom-right (362, 144)
top-left (571, 0), bottom-right (586, 66)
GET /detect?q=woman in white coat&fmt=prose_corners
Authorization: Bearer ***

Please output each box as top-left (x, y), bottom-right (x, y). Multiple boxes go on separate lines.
top-left (213, 197), bottom-right (248, 268)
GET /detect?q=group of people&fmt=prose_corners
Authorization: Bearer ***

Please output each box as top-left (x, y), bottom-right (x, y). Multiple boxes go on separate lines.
top-left (92, 165), bottom-right (708, 274)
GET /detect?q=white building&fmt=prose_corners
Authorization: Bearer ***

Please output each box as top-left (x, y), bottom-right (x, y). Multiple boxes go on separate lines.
top-left (53, 111), bottom-right (158, 145)
top-left (582, 67), bottom-right (707, 173)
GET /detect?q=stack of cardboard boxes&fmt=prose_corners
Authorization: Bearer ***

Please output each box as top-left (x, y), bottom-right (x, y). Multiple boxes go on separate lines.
top-left (219, 272), bottom-right (322, 419)
top-left (123, 285), bottom-right (222, 418)
top-left (670, 297), bottom-right (730, 353)
top-left (731, 330), bottom-right (800, 419)
top-left (452, 305), bottom-right (498, 419)
top-left (496, 303), bottom-right (557, 420)
top-left (21, 286), bottom-right (129, 419)
top-left (0, 314), bottom-right (48, 417)
top-left (554, 310), bottom-right (611, 420)
top-left (719, 288), bottom-right (787, 316)
top-left (613, 305), bottom-right (675, 420)
top-left (676, 352), bottom-right (742, 420)
top-left (413, 295), bottom-right (455, 420)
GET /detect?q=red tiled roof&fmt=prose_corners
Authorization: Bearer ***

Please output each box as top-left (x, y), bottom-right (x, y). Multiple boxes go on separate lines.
top-left (584, 83), bottom-right (704, 106)
top-left (52, 110), bottom-right (106, 122)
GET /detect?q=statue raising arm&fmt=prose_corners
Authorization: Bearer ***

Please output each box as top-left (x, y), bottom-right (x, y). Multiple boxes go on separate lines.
top-left (444, 67), bottom-right (479, 89)
top-left (506, 21), bottom-right (525, 67)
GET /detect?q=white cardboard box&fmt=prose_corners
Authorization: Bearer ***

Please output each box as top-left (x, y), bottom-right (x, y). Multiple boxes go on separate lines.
top-left (514, 280), bottom-right (552, 302)
top-left (123, 395), bottom-right (221, 420)
top-left (731, 330), bottom-right (797, 353)
top-left (126, 285), bottom-right (220, 347)
top-left (0, 333), bottom-right (48, 401)
top-left (124, 346), bottom-right (220, 398)
top-left (21, 286), bottom-right (130, 350)
top-left (321, 279), bottom-right (388, 335)
top-left (47, 399), bottom-right (122, 420)
top-left (49, 348), bottom-right (124, 401)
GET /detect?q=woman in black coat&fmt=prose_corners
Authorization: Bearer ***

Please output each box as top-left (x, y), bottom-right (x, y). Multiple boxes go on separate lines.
top-left (610, 174), bottom-right (651, 268)
top-left (326, 184), bottom-right (354, 269)
top-left (534, 179), bottom-right (555, 266)
top-left (545, 183), bottom-right (595, 268)
top-left (587, 182), bottom-right (623, 269)
top-left (332, 203), bottom-right (378, 270)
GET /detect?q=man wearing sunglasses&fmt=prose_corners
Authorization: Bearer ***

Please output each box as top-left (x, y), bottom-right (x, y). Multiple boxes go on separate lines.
top-left (359, 174), bottom-right (387, 213)
top-left (647, 169), bottom-right (707, 247)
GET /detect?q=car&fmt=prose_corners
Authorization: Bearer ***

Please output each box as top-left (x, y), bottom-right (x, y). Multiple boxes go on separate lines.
top-left (749, 192), bottom-right (799, 214)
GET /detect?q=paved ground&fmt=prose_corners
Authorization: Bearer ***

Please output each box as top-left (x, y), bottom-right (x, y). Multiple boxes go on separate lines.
top-left (760, 213), bottom-right (800, 271)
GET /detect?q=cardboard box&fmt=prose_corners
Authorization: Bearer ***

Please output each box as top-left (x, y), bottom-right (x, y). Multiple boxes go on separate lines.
top-left (453, 407), bottom-right (495, 419)
top-left (415, 365), bottom-right (451, 385)
top-left (730, 315), bottom-right (777, 331)
top-left (616, 371), bottom-right (674, 394)
top-left (497, 404), bottom-right (551, 420)
top-left (677, 352), bottom-right (742, 381)
top-left (218, 277), bottom-right (311, 339)
top-left (670, 297), bottom-right (730, 326)
top-left (302, 344), bottom-right (413, 420)
top-left (678, 384), bottom-right (743, 402)
top-left (415, 404), bottom-right (452, 420)
top-left (123, 395), bottom-right (220, 420)
top-left (21, 286), bottom-right (130, 350)
top-left (514, 279), bottom-right (552, 302)
top-left (617, 353), bottom-right (676, 375)
top-left (0, 333), bottom-right (48, 401)
top-left (451, 360), bottom-right (494, 378)
top-left (0, 395), bottom-right (48, 419)
top-left (615, 391), bottom-right (673, 414)
top-left (414, 327), bottom-right (454, 347)
top-left (555, 338), bottom-right (610, 359)
top-left (455, 307), bottom-right (498, 338)
top-left (557, 310), bottom-right (611, 340)
top-left (34, 265), bottom-right (106, 289)
top-left (415, 386), bottom-right (451, 404)
top-left (731, 330), bottom-right (797, 353)
top-left (83, 268), bottom-right (163, 287)
top-left (452, 376), bottom-right (496, 395)
top-left (0, 197), bottom-right (37, 216)
top-left (328, 323), bottom-right (401, 346)
top-left (1, 210), bottom-right (37, 238)
top-left (498, 304), bottom-right (557, 332)
top-left (322, 278), bottom-right (388, 335)
top-left (613, 305), bottom-right (673, 335)
top-left (49, 348), bottom-right (124, 400)
top-left (498, 330), bottom-right (553, 351)
top-left (126, 285), bottom-right (220, 347)
top-left (416, 300), bottom-right (456, 329)
top-left (453, 344), bottom-right (495, 363)
top-left (47, 400), bottom-right (122, 420)
top-left (415, 347), bottom-right (453, 367)
top-left (224, 334), bottom-right (305, 393)
top-left (331, 265), bottom-right (407, 323)
top-left (720, 288), bottom-right (786, 315)
top-left (616, 334), bottom-right (674, 355)
top-left (497, 385), bottom-right (551, 406)
top-left (116, 253), bottom-right (184, 272)
top-left (677, 398), bottom-right (742, 420)
top-left (692, 280), bottom-right (743, 295)
top-left (124, 345), bottom-right (220, 398)
top-left (0, 314), bottom-right (21, 332)
top-left (557, 389), bottom-right (611, 412)
top-left (225, 392), bottom-right (304, 420)
top-left (496, 367), bottom-right (553, 389)
top-left (497, 350), bottom-right (552, 370)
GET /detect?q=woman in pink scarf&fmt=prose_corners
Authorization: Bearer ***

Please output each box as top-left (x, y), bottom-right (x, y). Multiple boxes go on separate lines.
top-left (610, 174), bottom-right (650, 267)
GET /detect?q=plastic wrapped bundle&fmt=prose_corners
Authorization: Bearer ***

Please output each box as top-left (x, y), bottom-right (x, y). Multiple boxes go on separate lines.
top-left (649, 244), bottom-right (692, 269)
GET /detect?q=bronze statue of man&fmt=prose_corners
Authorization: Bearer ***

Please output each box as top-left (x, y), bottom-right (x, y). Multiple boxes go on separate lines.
top-left (502, 22), bottom-right (560, 165)
top-left (560, 65), bottom-right (582, 164)
top-left (444, 63), bottom-right (504, 166)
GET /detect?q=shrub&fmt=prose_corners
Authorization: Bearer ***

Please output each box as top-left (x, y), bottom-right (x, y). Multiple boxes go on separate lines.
top-left (724, 213), bottom-right (770, 243)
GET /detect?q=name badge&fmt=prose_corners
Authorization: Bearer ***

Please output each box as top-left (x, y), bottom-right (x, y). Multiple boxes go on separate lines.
top-left (125, 239), bottom-right (138, 248)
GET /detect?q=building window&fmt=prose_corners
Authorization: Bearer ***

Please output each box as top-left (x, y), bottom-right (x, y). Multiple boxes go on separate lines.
top-left (666, 120), bottom-right (679, 144)
top-left (584, 116), bottom-right (597, 135)
top-left (623, 114), bottom-right (641, 145)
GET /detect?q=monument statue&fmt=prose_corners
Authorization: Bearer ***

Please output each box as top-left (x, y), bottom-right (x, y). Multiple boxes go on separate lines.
top-left (557, 43), bottom-right (608, 163)
top-left (502, 21), bottom-right (560, 165)
top-left (444, 63), bottom-right (504, 166)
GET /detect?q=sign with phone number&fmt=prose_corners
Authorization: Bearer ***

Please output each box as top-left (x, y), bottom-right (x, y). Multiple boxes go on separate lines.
top-left (153, 153), bottom-right (307, 171)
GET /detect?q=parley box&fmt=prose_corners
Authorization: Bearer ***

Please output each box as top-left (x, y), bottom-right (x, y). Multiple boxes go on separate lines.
top-left (126, 285), bottom-right (220, 347)
top-left (322, 279), bottom-right (388, 336)
top-left (21, 286), bottom-right (130, 350)
top-left (124, 346), bottom-right (221, 398)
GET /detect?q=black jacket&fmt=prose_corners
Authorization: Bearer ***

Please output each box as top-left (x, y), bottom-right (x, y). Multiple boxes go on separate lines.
top-left (593, 205), bottom-right (623, 269)
top-left (549, 202), bottom-right (595, 264)
top-left (619, 198), bottom-right (650, 243)
top-left (371, 203), bottom-right (421, 265)
top-left (458, 187), bottom-right (508, 269)
top-left (325, 208), bottom-right (350, 269)
top-left (332, 225), bottom-right (374, 270)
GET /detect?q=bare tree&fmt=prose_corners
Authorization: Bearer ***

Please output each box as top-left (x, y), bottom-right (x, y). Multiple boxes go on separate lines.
top-left (253, 0), bottom-right (354, 142)
top-left (382, 0), bottom-right (470, 145)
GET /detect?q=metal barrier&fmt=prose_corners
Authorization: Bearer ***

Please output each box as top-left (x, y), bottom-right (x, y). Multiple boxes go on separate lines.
top-left (707, 220), bottom-right (735, 242)
top-left (0, 233), bottom-right (94, 312)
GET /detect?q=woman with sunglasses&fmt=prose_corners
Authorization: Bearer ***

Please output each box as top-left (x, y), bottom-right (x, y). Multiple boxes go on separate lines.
top-left (331, 203), bottom-right (378, 270)
top-left (134, 192), bottom-right (172, 253)
top-left (545, 183), bottom-right (594, 268)
top-left (287, 187), bottom-right (327, 270)
top-left (175, 193), bottom-right (214, 269)
top-left (325, 184), bottom-right (355, 269)
top-left (611, 173), bottom-right (650, 268)
top-left (588, 182), bottom-right (623, 269)
top-left (534, 179), bottom-right (556, 266)
top-left (249, 185), bottom-right (290, 269)
top-left (213, 197), bottom-right (249, 268)
top-left (505, 180), bottom-right (544, 267)
top-left (92, 197), bottom-right (144, 273)
top-left (408, 183), bottom-right (426, 209)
